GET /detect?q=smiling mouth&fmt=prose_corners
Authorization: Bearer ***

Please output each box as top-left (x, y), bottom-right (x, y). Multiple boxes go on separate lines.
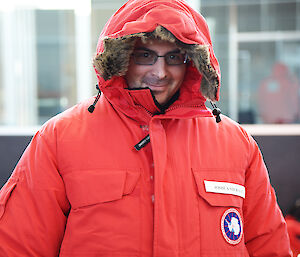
top-left (143, 83), bottom-right (168, 93)
top-left (143, 78), bottom-right (169, 88)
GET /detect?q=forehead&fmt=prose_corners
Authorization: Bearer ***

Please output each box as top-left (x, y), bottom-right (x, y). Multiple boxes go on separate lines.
top-left (134, 38), bottom-right (179, 53)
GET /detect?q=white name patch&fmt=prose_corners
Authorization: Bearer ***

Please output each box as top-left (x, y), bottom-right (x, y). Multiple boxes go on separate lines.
top-left (204, 180), bottom-right (245, 198)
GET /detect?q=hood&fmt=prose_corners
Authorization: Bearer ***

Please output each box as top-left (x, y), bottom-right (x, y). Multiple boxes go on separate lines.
top-left (92, 0), bottom-right (221, 117)
top-left (271, 62), bottom-right (289, 79)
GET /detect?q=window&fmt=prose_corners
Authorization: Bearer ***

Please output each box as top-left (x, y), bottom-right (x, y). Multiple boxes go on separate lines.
top-left (36, 10), bottom-right (77, 124)
top-left (201, 0), bottom-right (300, 124)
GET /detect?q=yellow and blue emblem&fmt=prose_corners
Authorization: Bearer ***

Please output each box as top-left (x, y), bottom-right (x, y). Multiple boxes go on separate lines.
top-left (221, 208), bottom-right (243, 245)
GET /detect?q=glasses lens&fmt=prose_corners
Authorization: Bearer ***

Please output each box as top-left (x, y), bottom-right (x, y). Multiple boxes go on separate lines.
top-left (132, 51), bottom-right (156, 65)
top-left (165, 52), bottom-right (186, 65)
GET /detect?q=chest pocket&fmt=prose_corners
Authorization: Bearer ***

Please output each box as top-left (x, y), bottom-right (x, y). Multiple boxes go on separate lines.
top-left (192, 169), bottom-right (248, 255)
top-left (192, 169), bottom-right (245, 208)
top-left (63, 169), bottom-right (140, 209)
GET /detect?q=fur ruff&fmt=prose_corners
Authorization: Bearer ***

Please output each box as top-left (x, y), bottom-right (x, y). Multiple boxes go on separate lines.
top-left (93, 26), bottom-right (219, 101)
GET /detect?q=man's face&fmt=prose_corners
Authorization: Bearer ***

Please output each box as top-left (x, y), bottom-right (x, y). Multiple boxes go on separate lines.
top-left (125, 38), bottom-right (187, 105)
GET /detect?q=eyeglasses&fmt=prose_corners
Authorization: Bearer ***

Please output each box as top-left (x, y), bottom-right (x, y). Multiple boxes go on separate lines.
top-left (131, 49), bottom-right (188, 66)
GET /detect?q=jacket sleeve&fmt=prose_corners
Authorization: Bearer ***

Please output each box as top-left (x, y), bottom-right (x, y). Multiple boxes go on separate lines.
top-left (243, 135), bottom-right (292, 256)
top-left (0, 127), bottom-right (70, 256)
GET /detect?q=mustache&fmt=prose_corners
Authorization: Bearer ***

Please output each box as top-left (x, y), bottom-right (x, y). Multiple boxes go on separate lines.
top-left (142, 77), bottom-right (171, 85)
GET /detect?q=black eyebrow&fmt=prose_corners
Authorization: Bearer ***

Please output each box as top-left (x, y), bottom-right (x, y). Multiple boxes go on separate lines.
top-left (134, 47), bottom-right (181, 54)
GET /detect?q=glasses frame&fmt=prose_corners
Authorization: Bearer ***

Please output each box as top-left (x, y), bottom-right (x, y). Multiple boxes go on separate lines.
top-left (131, 48), bottom-right (188, 66)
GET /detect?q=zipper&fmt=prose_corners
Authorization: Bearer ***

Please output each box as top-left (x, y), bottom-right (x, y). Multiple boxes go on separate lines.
top-left (165, 103), bottom-right (206, 113)
top-left (136, 105), bottom-right (155, 118)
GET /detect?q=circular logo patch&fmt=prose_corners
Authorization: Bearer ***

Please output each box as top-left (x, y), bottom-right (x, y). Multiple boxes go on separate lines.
top-left (221, 208), bottom-right (243, 245)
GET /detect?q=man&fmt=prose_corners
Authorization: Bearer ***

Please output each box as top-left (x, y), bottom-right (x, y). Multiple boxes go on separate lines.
top-left (0, 0), bottom-right (292, 256)
top-left (257, 62), bottom-right (300, 123)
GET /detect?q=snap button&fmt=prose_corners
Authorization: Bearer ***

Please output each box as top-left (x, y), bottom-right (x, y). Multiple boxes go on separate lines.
top-left (140, 125), bottom-right (149, 132)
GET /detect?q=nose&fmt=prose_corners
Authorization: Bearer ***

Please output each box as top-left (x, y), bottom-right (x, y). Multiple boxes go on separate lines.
top-left (151, 57), bottom-right (168, 79)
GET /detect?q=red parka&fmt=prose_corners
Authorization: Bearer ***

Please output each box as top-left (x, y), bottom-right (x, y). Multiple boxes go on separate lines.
top-left (0, 0), bottom-right (292, 256)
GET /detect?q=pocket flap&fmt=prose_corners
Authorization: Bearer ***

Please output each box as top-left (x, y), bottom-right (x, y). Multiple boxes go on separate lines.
top-left (64, 169), bottom-right (140, 209)
top-left (192, 169), bottom-right (244, 208)
top-left (0, 179), bottom-right (18, 219)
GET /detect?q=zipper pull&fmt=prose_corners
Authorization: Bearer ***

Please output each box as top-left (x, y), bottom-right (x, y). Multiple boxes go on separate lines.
top-left (134, 134), bottom-right (150, 151)
top-left (210, 102), bottom-right (222, 123)
top-left (88, 84), bottom-right (101, 113)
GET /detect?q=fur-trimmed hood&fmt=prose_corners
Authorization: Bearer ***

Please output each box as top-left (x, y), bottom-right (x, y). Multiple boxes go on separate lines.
top-left (93, 0), bottom-right (221, 103)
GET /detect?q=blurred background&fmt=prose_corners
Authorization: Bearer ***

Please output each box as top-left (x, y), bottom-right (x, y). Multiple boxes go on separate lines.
top-left (0, 0), bottom-right (299, 215)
